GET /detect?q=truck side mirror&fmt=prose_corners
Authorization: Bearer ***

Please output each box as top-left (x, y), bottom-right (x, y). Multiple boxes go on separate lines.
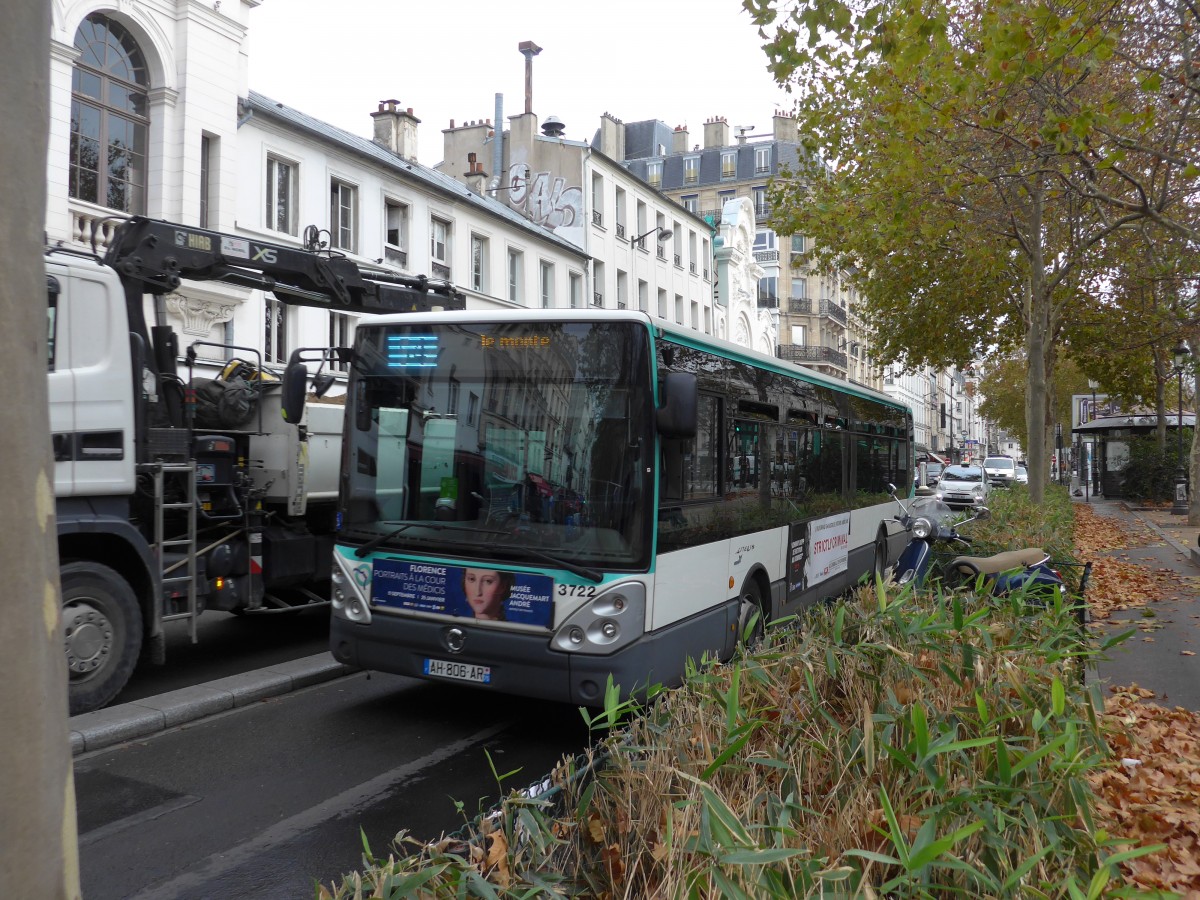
top-left (281, 351), bottom-right (308, 425)
top-left (656, 371), bottom-right (698, 438)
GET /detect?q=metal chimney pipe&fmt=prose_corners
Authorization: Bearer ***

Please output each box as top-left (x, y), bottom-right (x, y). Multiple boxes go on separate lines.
top-left (493, 93), bottom-right (503, 192)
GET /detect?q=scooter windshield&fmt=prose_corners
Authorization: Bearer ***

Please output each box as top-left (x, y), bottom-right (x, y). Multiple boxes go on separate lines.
top-left (910, 495), bottom-right (956, 527)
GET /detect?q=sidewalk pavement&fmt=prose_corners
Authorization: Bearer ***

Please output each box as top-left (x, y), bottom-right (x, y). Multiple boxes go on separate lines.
top-left (1078, 496), bottom-right (1200, 712)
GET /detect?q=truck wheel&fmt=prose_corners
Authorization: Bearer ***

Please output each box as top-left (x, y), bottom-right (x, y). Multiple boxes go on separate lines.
top-left (62, 562), bottom-right (143, 716)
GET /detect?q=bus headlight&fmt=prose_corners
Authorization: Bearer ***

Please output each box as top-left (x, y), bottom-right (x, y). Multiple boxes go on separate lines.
top-left (551, 582), bottom-right (645, 655)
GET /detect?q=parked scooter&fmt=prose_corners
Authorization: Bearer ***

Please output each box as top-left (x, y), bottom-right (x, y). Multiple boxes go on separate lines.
top-left (884, 484), bottom-right (1087, 616)
top-left (885, 484), bottom-right (989, 588)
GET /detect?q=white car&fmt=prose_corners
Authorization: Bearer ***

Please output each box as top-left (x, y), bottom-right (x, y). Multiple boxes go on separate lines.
top-left (983, 456), bottom-right (1018, 487)
top-left (1015, 465), bottom-right (1029, 484)
top-left (936, 465), bottom-right (989, 508)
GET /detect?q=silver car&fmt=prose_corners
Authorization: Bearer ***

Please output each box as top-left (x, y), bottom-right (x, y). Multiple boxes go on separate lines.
top-left (936, 465), bottom-right (989, 508)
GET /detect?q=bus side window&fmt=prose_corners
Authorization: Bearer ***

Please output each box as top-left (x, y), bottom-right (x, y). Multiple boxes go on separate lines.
top-left (661, 438), bottom-right (686, 501)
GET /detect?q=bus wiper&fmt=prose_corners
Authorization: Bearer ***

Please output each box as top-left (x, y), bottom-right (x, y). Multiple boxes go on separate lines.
top-left (353, 521), bottom-right (511, 557)
top-left (497, 545), bottom-right (604, 583)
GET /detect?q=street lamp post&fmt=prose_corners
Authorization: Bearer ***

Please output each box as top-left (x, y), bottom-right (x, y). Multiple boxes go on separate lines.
top-left (1172, 341), bottom-right (1191, 515)
top-left (1088, 379), bottom-right (1100, 499)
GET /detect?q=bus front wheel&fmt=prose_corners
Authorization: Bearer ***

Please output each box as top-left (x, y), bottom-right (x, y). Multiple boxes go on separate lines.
top-left (736, 579), bottom-right (766, 650)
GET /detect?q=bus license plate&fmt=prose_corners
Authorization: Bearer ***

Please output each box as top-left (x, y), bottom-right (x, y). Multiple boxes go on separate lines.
top-left (423, 658), bottom-right (492, 684)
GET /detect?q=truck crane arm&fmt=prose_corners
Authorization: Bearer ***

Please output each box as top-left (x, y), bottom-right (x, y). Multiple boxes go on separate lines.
top-left (103, 216), bottom-right (465, 315)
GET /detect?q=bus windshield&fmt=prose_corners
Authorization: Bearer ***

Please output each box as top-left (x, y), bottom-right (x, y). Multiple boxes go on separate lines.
top-left (340, 320), bottom-right (654, 570)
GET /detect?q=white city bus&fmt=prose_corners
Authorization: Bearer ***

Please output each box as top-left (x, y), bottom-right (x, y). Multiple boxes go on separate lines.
top-left (317, 310), bottom-right (912, 705)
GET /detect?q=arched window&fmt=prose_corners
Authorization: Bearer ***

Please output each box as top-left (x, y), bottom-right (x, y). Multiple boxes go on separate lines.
top-left (70, 14), bottom-right (148, 214)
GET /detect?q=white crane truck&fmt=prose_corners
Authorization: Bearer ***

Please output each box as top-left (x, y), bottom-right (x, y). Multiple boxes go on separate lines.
top-left (48, 217), bottom-right (463, 714)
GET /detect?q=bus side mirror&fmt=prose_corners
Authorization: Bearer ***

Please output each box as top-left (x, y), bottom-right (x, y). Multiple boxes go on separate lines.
top-left (657, 372), bottom-right (698, 438)
top-left (281, 351), bottom-right (308, 425)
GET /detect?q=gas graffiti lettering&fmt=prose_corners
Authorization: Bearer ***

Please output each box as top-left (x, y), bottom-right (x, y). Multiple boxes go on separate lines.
top-left (507, 164), bottom-right (584, 243)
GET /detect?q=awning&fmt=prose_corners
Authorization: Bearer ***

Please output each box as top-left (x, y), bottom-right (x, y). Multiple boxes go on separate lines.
top-left (921, 451), bottom-right (949, 465)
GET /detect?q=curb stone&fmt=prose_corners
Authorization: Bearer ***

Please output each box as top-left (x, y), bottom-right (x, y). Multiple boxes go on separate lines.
top-left (69, 653), bottom-right (356, 757)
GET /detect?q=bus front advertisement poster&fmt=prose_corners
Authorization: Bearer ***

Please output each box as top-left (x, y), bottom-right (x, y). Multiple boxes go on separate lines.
top-left (371, 559), bottom-right (555, 628)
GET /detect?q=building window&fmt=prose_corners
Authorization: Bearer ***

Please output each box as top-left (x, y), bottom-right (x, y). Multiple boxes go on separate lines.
top-left (448, 377), bottom-right (460, 415)
top-left (790, 234), bottom-right (805, 254)
top-left (691, 300), bottom-right (699, 329)
top-left (265, 298), bottom-right (288, 364)
top-left (647, 160), bottom-right (663, 188)
top-left (683, 156), bottom-right (699, 184)
top-left (616, 270), bottom-right (627, 309)
top-left (467, 392), bottom-right (478, 426)
top-left (754, 230), bottom-right (776, 250)
top-left (508, 248), bottom-right (523, 303)
top-left (791, 324), bottom-right (807, 345)
top-left (615, 188), bottom-right (626, 237)
top-left (674, 294), bottom-right (684, 324)
top-left (721, 151), bottom-right (737, 180)
top-left (704, 306), bottom-right (711, 333)
top-left (791, 277), bottom-right (808, 299)
top-left (383, 201), bottom-right (408, 268)
top-left (330, 179), bottom-right (357, 252)
top-left (753, 186), bottom-right (768, 218)
top-left (637, 279), bottom-right (648, 312)
top-left (471, 234), bottom-right (488, 292)
top-left (200, 135), bottom-right (214, 228)
top-left (758, 276), bottom-right (778, 308)
top-left (431, 217), bottom-right (450, 263)
top-left (755, 146), bottom-right (771, 174)
top-left (569, 272), bottom-right (582, 308)
top-left (329, 313), bottom-right (353, 370)
top-left (540, 261), bottom-right (554, 308)
top-left (658, 288), bottom-right (667, 318)
top-left (70, 14), bottom-right (149, 214)
top-left (682, 194), bottom-right (698, 214)
top-left (266, 155), bottom-right (297, 235)
top-left (591, 172), bottom-right (604, 225)
top-left (593, 261), bottom-right (605, 306)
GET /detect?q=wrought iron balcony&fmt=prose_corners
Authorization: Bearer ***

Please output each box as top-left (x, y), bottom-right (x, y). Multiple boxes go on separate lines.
top-left (593, 292), bottom-right (604, 306)
top-left (592, 210), bottom-right (602, 226)
top-left (819, 299), bottom-right (847, 324)
top-left (788, 297), bottom-right (812, 314)
top-left (615, 223), bottom-right (625, 238)
top-left (674, 254), bottom-right (682, 267)
top-left (690, 262), bottom-right (697, 275)
top-left (757, 292), bottom-right (778, 309)
top-left (777, 344), bottom-right (848, 368)
top-left (657, 246), bottom-right (666, 260)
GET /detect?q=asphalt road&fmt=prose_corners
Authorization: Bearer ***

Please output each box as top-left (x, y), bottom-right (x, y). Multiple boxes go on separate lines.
top-left (117, 607), bottom-right (333, 703)
top-left (75, 668), bottom-right (591, 899)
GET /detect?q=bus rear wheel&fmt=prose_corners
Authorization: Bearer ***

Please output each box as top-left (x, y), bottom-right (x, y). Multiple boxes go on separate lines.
top-left (62, 562), bottom-right (143, 716)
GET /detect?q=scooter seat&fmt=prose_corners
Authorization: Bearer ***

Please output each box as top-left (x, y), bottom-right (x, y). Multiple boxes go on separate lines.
top-left (949, 547), bottom-right (1049, 577)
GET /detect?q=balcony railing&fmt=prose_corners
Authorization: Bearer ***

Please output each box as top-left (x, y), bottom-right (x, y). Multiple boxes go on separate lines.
top-left (69, 203), bottom-right (130, 253)
top-left (593, 292), bottom-right (604, 306)
top-left (689, 262), bottom-right (697, 275)
top-left (754, 205), bottom-right (770, 220)
top-left (674, 253), bottom-right (682, 267)
top-left (757, 293), bottom-right (778, 309)
top-left (777, 344), bottom-right (848, 369)
top-left (789, 297), bottom-right (812, 314)
top-left (699, 208), bottom-right (723, 225)
top-left (384, 246), bottom-right (408, 268)
top-left (592, 210), bottom-right (603, 226)
top-left (657, 246), bottom-right (666, 260)
top-left (432, 262), bottom-right (451, 280)
top-left (753, 249), bottom-right (779, 264)
top-left (819, 299), bottom-right (847, 325)
top-left (615, 223), bottom-right (625, 239)
top-left (703, 267), bottom-right (710, 281)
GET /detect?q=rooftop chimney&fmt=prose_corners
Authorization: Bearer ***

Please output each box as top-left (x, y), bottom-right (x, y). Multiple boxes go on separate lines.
top-left (599, 112), bottom-right (625, 160)
top-left (518, 41), bottom-right (542, 115)
top-left (671, 125), bottom-right (689, 155)
top-left (703, 116), bottom-right (730, 149)
top-left (371, 99), bottom-right (421, 162)
top-left (464, 152), bottom-right (489, 194)
top-left (773, 109), bottom-right (798, 143)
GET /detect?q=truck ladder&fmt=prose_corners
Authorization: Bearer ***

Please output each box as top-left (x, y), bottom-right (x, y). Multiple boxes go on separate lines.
top-left (148, 461), bottom-right (200, 642)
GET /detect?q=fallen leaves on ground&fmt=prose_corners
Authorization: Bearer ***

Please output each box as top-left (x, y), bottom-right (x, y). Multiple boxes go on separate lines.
top-left (1092, 685), bottom-right (1200, 895)
top-left (1073, 506), bottom-right (1197, 620)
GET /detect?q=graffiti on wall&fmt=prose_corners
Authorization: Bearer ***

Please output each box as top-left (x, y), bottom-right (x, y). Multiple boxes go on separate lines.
top-left (507, 163), bottom-right (584, 248)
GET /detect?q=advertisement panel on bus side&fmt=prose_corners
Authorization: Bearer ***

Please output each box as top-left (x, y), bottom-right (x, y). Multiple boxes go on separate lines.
top-left (787, 512), bottom-right (853, 602)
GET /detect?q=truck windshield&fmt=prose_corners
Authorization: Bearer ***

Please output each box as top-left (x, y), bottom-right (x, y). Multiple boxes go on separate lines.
top-left (340, 320), bottom-right (654, 570)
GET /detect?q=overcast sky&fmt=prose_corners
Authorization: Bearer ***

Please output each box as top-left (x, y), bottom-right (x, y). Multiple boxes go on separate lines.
top-left (245, 0), bottom-right (795, 166)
